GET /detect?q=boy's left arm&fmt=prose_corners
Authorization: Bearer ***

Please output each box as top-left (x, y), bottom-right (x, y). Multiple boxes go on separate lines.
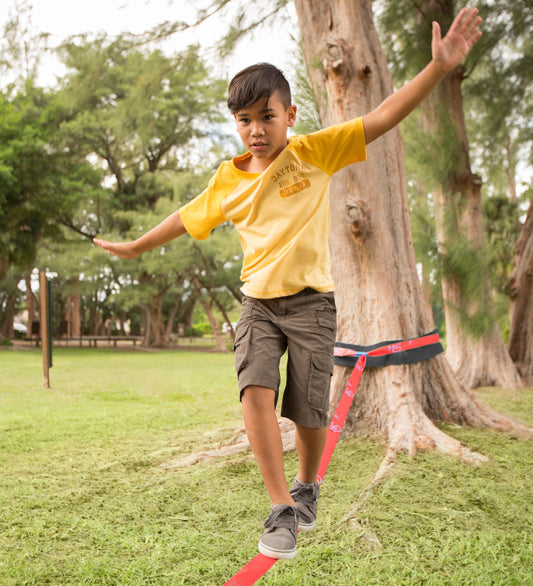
top-left (363, 7), bottom-right (482, 145)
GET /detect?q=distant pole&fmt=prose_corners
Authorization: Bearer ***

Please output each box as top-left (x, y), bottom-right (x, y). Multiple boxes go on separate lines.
top-left (39, 270), bottom-right (51, 389)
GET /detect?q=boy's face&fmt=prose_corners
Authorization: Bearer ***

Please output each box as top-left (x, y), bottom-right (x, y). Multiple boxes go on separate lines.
top-left (234, 90), bottom-right (297, 170)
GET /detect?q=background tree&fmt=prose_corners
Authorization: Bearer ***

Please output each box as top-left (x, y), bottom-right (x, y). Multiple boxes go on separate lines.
top-left (0, 83), bottom-right (101, 338)
top-left (460, 1), bottom-right (533, 384)
top-left (509, 194), bottom-right (533, 383)
top-left (51, 36), bottom-right (236, 345)
top-left (377, 0), bottom-right (525, 389)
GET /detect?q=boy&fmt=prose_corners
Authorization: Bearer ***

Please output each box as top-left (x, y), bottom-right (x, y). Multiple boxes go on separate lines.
top-left (94, 8), bottom-right (482, 560)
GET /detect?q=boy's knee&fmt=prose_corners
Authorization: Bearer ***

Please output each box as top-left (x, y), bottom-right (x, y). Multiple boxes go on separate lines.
top-left (241, 385), bottom-right (277, 408)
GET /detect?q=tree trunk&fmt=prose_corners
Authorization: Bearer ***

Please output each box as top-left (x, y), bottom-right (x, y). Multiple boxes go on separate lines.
top-left (417, 0), bottom-right (522, 390)
top-left (25, 271), bottom-right (36, 333)
top-left (183, 301), bottom-right (195, 332)
top-left (432, 171), bottom-right (522, 389)
top-left (141, 289), bottom-right (171, 347)
top-left (165, 294), bottom-right (181, 340)
top-left (192, 276), bottom-right (227, 352)
top-left (509, 199), bottom-right (533, 383)
top-left (69, 278), bottom-right (81, 337)
top-left (150, 289), bottom-right (169, 347)
top-left (88, 293), bottom-right (102, 335)
top-left (141, 305), bottom-right (153, 347)
top-left (0, 291), bottom-right (16, 338)
top-left (292, 0), bottom-right (530, 462)
top-left (214, 297), bottom-right (236, 342)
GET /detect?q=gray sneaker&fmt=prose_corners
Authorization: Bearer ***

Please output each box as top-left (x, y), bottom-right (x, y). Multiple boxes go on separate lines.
top-left (258, 504), bottom-right (298, 560)
top-left (290, 478), bottom-right (320, 532)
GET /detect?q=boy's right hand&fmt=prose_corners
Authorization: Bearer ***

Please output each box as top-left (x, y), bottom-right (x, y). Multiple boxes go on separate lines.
top-left (93, 238), bottom-right (139, 259)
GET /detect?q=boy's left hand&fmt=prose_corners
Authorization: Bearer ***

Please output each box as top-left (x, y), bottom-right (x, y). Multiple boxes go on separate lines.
top-left (432, 7), bottom-right (482, 74)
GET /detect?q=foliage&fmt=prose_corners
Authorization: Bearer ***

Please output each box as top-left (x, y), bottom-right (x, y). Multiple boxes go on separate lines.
top-left (0, 0), bottom-right (50, 87)
top-left (53, 36), bottom-right (241, 343)
top-left (483, 193), bottom-right (526, 296)
top-left (376, 0), bottom-right (532, 338)
top-left (440, 230), bottom-right (498, 338)
top-left (0, 83), bottom-right (100, 284)
top-left (0, 16), bottom-right (243, 343)
top-left (57, 38), bottom-right (227, 211)
top-left (464, 0), bottom-right (533, 200)
top-left (292, 40), bottom-right (322, 135)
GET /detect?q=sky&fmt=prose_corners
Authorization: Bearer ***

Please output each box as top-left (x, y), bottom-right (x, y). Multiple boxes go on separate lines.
top-left (0, 0), bottom-right (299, 88)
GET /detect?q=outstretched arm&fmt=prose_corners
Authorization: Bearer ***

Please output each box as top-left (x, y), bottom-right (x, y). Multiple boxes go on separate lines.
top-left (363, 7), bottom-right (482, 145)
top-left (93, 209), bottom-right (187, 259)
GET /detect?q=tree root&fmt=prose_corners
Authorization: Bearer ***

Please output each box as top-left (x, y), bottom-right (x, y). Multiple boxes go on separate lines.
top-left (159, 373), bottom-right (532, 473)
top-left (159, 404), bottom-right (532, 472)
top-left (339, 450), bottom-right (396, 546)
top-left (159, 418), bottom-right (296, 471)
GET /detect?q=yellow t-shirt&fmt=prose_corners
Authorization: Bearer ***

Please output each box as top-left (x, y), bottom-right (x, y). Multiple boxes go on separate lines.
top-left (179, 117), bottom-right (367, 298)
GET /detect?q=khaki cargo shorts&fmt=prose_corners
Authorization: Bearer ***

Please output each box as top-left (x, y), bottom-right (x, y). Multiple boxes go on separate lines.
top-left (234, 288), bottom-right (337, 428)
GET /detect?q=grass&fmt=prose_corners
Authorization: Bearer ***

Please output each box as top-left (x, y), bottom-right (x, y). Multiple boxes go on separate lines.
top-left (1, 347), bottom-right (532, 585)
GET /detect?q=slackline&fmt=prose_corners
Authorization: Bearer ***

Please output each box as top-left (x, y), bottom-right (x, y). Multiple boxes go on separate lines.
top-left (223, 330), bottom-right (443, 586)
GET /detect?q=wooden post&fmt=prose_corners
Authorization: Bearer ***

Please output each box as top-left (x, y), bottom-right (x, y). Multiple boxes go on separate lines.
top-left (39, 270), bottom-right (51, 388)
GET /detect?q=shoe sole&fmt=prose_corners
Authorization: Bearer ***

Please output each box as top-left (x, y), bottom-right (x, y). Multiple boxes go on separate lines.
top-left (258, 540), bottom-right (297, 560)
top-left (297, 520), bottom-right (315, 532)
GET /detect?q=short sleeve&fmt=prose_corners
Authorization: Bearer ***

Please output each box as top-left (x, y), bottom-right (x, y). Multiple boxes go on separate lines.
top-left (291, 117), bottom-right (367, 175)
top-left (178, 166), bottom-right (232, 240)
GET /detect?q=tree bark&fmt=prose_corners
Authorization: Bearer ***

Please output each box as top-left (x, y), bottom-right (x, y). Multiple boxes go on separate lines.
top-left (68, 278), bottom-right (82, 337)
top-left (509, 199), bottom-right (533, 383)
top-left (141, 305), bottom-right (153, 347)
top-left (0, 291), bottom-right (16, 338)
top-left (214, 296), bottom-right (235, 342)
top-left (25, 271), bottom-right (36, 333)
top-left (192, 276), bottom-right (227, 352)
top-left (141, 288), bottom-right (171, 347)
top-left (292, 0), bottom-right (530, 461)
top-left (88, 293), bottom-right (102, 335)
top-left (151, 288), bottom-right (170, 347)
top-left (165, 294), bottom-right (181, 340)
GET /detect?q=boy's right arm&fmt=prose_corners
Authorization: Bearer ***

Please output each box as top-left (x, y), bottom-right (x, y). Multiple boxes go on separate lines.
top-left (362, 7), bottom-right (482, 145)
top-left (93, 210), bottom-right (187, 259)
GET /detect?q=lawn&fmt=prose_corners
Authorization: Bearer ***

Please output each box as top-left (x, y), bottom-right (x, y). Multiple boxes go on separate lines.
top-left (1, 347), bottom-right (532, 585)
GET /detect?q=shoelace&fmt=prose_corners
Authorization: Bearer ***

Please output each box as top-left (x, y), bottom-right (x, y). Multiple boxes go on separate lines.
top-left (264, 506), bottom-right (297, 537)
top-left (290, 484), bottom-right (318, 510)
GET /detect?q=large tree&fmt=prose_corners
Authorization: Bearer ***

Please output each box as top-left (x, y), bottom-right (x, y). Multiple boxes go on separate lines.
top-left (155, 0), bottom-right (532, 475)
top-left (291, 0), bottom-right (530, 470)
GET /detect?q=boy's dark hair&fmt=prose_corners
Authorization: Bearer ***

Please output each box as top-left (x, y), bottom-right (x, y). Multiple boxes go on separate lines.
top-left (227, 63), bottom-right (292, 114)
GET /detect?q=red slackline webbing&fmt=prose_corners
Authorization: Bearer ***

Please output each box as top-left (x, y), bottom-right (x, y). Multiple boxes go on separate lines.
top-left (223, 552), bottom-right (278, 586)
top-left (334, 331), bottom-right (441, 359)
top-left (223, 331), bottom-right (441, 585)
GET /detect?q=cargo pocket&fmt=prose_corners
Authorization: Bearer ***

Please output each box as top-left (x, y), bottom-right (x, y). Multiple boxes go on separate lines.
top-left (315, 308), bottom-right (336, 332)
top-left (234, 322), bottom-right (252, 376)
top-left (308, 350), bottom-right (334, 412)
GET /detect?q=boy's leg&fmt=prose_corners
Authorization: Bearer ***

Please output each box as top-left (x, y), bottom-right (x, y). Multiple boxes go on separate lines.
top-left (278, 290), bottom-right (337, 532)
top-left (242, 384), bottom-right (299, 559)
top-left (294, 423), bottom-right (327, 483)
top-left (241, 385), bottom-right (295, 507)
top-left (290, 424), bottom-right (326, 532)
